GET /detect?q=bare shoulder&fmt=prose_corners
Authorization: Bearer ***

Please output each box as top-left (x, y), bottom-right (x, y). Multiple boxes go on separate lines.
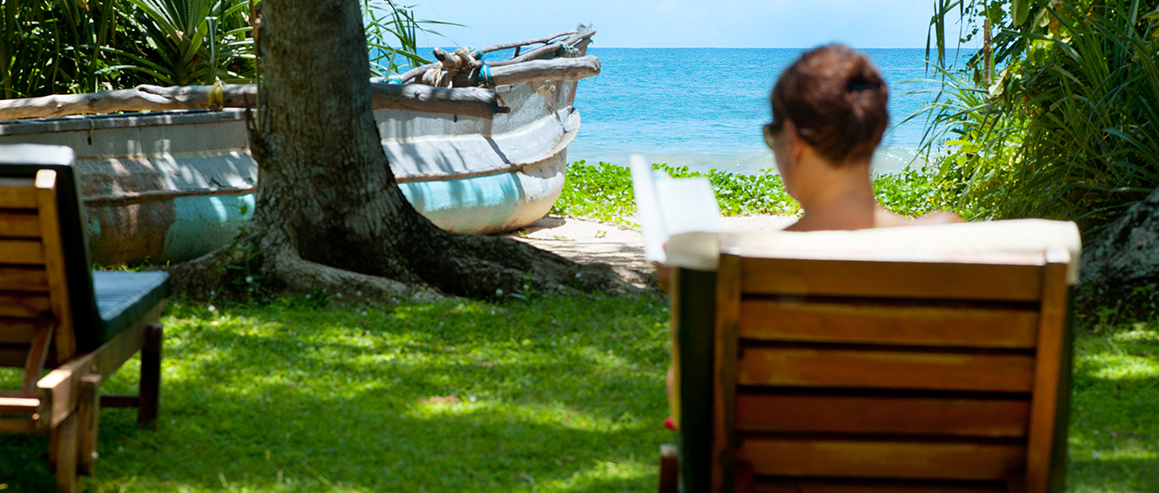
top-left (912, 210), bottom-right (962, 225)
top-left (875, 208), bottom-right (962, 228)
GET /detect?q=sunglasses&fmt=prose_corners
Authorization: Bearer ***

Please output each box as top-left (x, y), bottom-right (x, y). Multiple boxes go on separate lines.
top-left (762, 121), bottom-right (784, 148)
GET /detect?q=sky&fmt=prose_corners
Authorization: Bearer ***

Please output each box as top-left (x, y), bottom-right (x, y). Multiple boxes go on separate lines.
top-left (408, 0), bottom-right (948, 49)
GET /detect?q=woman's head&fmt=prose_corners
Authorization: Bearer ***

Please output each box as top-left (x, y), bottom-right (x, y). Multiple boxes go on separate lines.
top-left (768, 44), bottom-right (889, 165)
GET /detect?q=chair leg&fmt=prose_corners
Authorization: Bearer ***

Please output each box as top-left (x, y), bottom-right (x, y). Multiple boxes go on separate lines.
top-left (659, 443), bottom-right (679, 493)
top-left (77, 375), bottom-right (101, 476)
top-left (138, 324), bottom-right (162, 428)
top-left (53, 411), bottom-right (79, 493)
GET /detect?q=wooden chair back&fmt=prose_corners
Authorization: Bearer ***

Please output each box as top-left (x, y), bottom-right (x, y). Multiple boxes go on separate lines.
top-left (1, 169), bottom-right (77, 390)
top-left (671, 241), bottom-right (1075, 493)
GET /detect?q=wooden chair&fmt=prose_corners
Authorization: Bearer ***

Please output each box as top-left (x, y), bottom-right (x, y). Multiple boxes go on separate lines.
top-left (660, 222), bottom-right (1080, 493)
top-left (0, 144), bottom-right (169, 493)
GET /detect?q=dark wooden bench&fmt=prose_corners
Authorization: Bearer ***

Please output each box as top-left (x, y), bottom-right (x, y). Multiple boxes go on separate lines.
top-left (0, 144), bottom-right (169, 493)
top-left (661, 224), bottom-right (1079, 493)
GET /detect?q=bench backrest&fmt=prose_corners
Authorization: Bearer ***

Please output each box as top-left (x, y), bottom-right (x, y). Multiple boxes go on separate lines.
top-left (673, 243), bottom-right (1074, 492)
top-left (0, 146), bottom-right (99, 371)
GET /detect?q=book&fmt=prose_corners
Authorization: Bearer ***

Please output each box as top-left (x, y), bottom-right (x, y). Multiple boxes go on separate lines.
top-left (629, 154), bottom-right (724, 269)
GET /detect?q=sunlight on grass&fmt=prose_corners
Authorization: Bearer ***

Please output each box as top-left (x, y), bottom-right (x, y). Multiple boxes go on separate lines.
top-left (0, 294), bottom-right (671, 492)
top-left (1068, 325), bottom-right (1159, 492)
top-left (5, 294), bottom-right (1157, 491)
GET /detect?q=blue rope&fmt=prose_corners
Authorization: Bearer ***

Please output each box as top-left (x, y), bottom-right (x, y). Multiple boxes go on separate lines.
top-left (479, 64), bottom-right (494, 86)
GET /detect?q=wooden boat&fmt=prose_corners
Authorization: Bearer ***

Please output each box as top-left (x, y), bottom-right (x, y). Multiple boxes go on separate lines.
top-left (0, 29), bottom-right (596, 265)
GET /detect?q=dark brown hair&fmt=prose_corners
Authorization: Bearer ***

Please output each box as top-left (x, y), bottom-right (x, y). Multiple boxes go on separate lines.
top-left (770, 44), bottom-right (889, 164)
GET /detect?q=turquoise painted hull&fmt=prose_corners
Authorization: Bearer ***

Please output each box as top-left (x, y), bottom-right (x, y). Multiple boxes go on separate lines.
top-left (0, 77), bottom-right (581, 265)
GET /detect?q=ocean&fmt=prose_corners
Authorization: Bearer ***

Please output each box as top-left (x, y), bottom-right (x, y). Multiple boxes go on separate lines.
top-left (564, 48), bottom-right (940, 175)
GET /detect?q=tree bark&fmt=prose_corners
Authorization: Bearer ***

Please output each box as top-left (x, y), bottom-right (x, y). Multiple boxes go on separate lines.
top-left (170, 0), bottom-right (631, 301)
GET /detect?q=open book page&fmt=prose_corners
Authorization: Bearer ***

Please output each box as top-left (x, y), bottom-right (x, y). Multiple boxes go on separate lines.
top-left (629, 154), bottom-right (723, 267)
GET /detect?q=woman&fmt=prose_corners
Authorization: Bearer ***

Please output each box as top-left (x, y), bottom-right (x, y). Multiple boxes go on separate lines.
top-left (765, 43), bottom-right (958, 230)
top-left (663, 45), bottom-right (956, 431)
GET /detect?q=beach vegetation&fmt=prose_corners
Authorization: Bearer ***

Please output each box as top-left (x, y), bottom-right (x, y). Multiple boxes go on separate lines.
top-left (923, 0), bottom-right (1159, 235)
top-left (0, 0), bottom-right (435, 98)
top-left (551, 160), bottom-right (963, 226)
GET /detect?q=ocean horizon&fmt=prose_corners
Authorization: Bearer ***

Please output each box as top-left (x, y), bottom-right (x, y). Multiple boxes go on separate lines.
top-left (564, 47), bottom-right (943, 175)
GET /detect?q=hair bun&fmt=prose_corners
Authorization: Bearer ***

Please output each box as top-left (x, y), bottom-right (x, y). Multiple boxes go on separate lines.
top-left (771, 44), bottom-right (889, 164)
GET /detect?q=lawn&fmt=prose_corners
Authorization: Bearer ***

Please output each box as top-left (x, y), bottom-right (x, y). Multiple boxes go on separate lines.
top-left (1, 294), bottom-right (671, 492)
top-left (1, 292), bottom-right (1156, 492)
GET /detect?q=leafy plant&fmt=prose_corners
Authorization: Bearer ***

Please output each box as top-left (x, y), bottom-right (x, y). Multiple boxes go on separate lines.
top-left (1, 0), bottom-right (122, 97)
top-left (109, 0), bottom-right (258, 85)
top-left (924, 0), bottom-right (1159, 234)
top-left (552, 160), bottom-right (954, 225)
top-left (362, 0), bottom-right (452, 77)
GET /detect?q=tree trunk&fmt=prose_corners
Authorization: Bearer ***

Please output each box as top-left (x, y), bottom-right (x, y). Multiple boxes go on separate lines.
top-left (170, 0), bottom-right (631, 301)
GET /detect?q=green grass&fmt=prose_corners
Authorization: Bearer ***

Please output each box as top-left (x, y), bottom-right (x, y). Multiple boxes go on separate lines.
top-left (2, 294), bottom-right (1155, 491)
top-left (551, 160), bottom-right (962, 227)
top-left (1068, 323), bottom-right (1159, 492)
top-left (0, 294), bottom-right (671, 492)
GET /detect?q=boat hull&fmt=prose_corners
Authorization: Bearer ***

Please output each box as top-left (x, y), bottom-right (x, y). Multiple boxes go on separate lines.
top-left (0, 76), bottom-right (581, 265)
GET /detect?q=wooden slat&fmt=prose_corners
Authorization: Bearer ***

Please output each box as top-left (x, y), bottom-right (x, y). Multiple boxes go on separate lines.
top-left (0, 396), bottom-right (41, 414)
top-left (0, 317), bottom-right (40, 344)
top-left (712, 254), bottom-right (742, 493)
top-left (35, 169), bottom-right (76, 362)
top-left (753, 478), bottom-right (1004, 492)
top-left (736, 393), bottom-right (1030, 437)
top-left (0, 239), bottom-right (45, 265)
top-left (0, 292), bottom-right (51, 318)
top-left (0, 211), bottom-right (41, 238)
top-left (738, 348), bottom-right (1036, 392)
top-left (0, 267), bottom-right (49, 292)
top-left (0, 179), bottom-right (37, 208)
top-left (740, 258), bottom-right (1044, 302)
top-left (0, 417), bottom-right (41, 434)
top-left (740, 301), bottom-right (1039, 349)
top-left (739, 438), bottom-right (1026, 481)
top-left (1025, 253), bottom-right (1071, 493)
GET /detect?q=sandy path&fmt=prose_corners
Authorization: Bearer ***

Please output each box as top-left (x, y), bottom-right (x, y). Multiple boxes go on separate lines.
top-left (506, 214), bottom-right (796, 287)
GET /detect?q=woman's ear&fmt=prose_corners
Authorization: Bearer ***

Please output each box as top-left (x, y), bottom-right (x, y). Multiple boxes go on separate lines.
top-left (785, 120), bottom-right (805, 167)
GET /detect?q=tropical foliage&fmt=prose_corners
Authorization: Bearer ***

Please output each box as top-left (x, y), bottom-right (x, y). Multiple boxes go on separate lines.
top-left (923, 0), bottom-right (1159, 234)
top-left (1, 0), bottom-right (435, 99)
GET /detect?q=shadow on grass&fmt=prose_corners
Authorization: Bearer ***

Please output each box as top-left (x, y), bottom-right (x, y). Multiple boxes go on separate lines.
top-left (1066, 327), bottom-right (1159, 493)
top-left (1, 294), bottom-right (672, 492)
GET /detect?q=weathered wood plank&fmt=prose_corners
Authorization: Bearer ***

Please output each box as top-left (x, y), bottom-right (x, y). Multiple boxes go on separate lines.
top-left (0, 293), bottom-right (51, 318)
top-left (0, 240), bottom-right (45, 265)
top-left (0, 179), bottom-right (37, 208)
top-left (712, 255), bottom-right (742, 493)
top-left (0, 82), bottom-right (502, 121)
top-left (1025, 254), bottom-right (1071, 493)
top-left (0, 267), bottom-right (49, 292)
top-left (0, 211), bottom-right (41, 238)
top-left (739, 438), bottom-right (1026, 480)
top-left (0, 417), bottom-right (41, 434)
top-left (736, 393), bottom-right (1030, 437)
top-left (738, 348), bottom-right (1036, 392)
top-left (739, 258), bottom-right (1044, 302)
top-left (753, 478), bottom-right (1004, 492)
top-left (740, 301), bottom-right (1039, 348)
top-left (0, 318), bottom-right (40, 344)
top-left (35, 169), bottom-right (75, 362)
top-left (0, 397), bottom-right (41, 414)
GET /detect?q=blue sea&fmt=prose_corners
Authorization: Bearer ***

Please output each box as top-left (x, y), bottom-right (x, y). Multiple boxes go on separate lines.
top-left (565, 48), bottom-right (940, 174)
